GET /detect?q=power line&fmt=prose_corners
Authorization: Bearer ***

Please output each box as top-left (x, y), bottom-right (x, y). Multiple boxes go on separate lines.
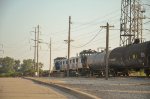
top-left (72, 8), bottom-right (120, 28)
top-left (142, 4), bottom-right (150, 7)
top-left (71, 12), bottom-right (120, 32)
top-left (45, 11), bottom-right (121, 46)
top-left (72, 29), bottom-right (100, 41)
top-left (71, 28), bottom-right (103, 48)
top-left (43, 8), bottom-right (120, 37)
top-left (144, 21), bottom-right (150, 24)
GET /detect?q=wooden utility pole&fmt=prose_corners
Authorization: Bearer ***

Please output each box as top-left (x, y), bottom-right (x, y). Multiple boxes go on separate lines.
top-left (37, 25), bottom-right (40, 77)
top-left (100, 23), bottom-right (114, 80)
top-left (49, 38), bottom-right (51, 77)
top-left (0, 44), bottom-right (4, 58)
top-left (67, 16), bottom-right (71, 77)
top-left (34, 27), bottom-right (37, 72)
top-left (31, 27), bottom-right (37, 75)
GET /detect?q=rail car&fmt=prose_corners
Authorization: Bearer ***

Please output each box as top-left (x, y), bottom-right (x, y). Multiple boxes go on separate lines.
top-left (84, 51), bottom-right (111, 76)
top-left (54, 56), bottom-right (83, 76)
top-left (53, 41), bottom-right (150, 77)
top-left (54, 57), bottom-right (67, 71)
top-left (109, 41), bottom-right (150, 76)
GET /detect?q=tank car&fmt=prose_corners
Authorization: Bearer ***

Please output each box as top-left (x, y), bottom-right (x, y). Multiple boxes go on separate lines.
top-left (86, 51), bottom-right (106, 76)
top-left (85, 51), bottom-right (111, 76)
top-left (87, 52), bottom-right (105, 70)
top-left (109, 41), bottom-right (150, 76)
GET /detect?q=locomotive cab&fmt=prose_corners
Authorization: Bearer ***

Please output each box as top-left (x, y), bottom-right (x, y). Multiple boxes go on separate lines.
top-left (79, 49), bottom-right (97, 76)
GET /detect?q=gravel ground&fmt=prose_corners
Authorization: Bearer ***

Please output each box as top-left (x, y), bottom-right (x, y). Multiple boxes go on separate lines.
top-left (44, 77), bottom-right (150, 99)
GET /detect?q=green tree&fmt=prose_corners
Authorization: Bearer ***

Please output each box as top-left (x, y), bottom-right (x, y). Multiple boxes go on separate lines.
top-left (38, 62), bottom-right (43, 70)
top-left (40, 70), bottom-right (49, 77)
top-left (0, 57), bottom-right (44, 77)
top-left (35, 62), bottom-right (44, 76)
top-left (14, 60), bottom-right (20, 72)
top-left (0, 58), bottom-right (3, 73)
top-left (0, 57), bottom-right (15, 74)
top-left (20, 59), bottom-right (35, 76)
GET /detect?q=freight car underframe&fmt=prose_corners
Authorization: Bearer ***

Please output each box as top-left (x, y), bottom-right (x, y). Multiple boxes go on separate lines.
top-left (109, 65), bottom-right (150, 77)
top-left (77, 65), bottom-right (150, 77)
top-left (53, 66), bottom-right (150, 77)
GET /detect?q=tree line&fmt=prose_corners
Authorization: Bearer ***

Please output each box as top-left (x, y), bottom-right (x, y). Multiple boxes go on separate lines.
top-left (0, 56), bottom-right (48, 77)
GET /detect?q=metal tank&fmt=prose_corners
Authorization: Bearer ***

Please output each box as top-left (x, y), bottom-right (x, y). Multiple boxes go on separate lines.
top-left (109, 46), bottom-right (126, 68)
top-left (86, 51), bottom-right (111, 70)
top-left (109, 41), bottom-right (150, 69)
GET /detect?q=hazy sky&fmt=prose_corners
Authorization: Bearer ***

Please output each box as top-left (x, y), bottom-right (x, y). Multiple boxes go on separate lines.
top-left (0, 0), bottom-right (150, 70)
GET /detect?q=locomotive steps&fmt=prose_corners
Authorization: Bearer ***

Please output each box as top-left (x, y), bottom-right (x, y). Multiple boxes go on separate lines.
top-left (24, 77), bottom-right (100, 99)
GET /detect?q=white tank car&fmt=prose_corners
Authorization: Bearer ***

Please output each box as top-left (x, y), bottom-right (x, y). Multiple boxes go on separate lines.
top-left (86, 51), bottom-right (111, 70)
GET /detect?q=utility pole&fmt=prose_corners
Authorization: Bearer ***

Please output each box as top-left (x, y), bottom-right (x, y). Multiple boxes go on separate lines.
top-left (67, 16), bottom-right (71, 77)
top-left (34, 27), bottom-right (37, 72)
top-left (0, 44), bottom-right (4, 58)
top-left (100, 23), bottom-right (114, 80)
top-left (37, 25), bottom-right (40, 77)
top-left (31, 27), bottom-right (38, 76)
top-left (49, 38), bottom-right (51, 77)
top-left (64, 16), bottom-right (73, 77)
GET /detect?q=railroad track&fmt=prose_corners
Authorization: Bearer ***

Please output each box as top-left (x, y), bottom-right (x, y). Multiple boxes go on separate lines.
top-left (110, 76), bottom-right (150, 79)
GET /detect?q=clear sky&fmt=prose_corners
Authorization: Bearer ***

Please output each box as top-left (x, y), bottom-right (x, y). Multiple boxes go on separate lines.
top-left (0, 0), bottom-right (150, 70)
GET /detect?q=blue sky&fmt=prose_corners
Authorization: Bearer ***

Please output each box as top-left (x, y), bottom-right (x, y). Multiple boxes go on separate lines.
top-left (0, 0), bottom-right (150, 70)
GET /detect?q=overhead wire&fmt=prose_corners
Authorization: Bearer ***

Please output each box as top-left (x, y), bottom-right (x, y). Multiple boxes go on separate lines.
top-left (46, 8), bottom-right (120, 39)
top-left (41, 8), bottom-right (121, 47)
top-left (38, 7), bottom-right (123, 56)
top-left (72, 18), bottom-right (120, 45)
top-left (70, 16), bottom-right (118, 43)
top-left (144, 21), bottom-right (150, 24)
top-left (72, 8), bottom-right (120, 28)
top-left (71, 28), bottom-right (103, 48)
top-left (71, 10), bottom-right (120, 33)
top-left (72, 29), bottom-right (100, 41)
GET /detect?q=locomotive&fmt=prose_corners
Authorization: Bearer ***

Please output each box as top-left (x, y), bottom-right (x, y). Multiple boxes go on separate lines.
top-left (54, 41), bottom-right (150, 77)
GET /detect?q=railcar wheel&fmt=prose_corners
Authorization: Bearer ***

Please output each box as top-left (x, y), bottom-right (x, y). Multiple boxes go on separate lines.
top-left (146, 73), bottom-right (149, 77)
top-left (109, 69), bottom-right (116, 77)
top-left (144, 69), bottom-right (150, 77)
top-left (98, 71), bottom-right (103, 77)
top-left (126, 73), bottom-right (129, 76)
